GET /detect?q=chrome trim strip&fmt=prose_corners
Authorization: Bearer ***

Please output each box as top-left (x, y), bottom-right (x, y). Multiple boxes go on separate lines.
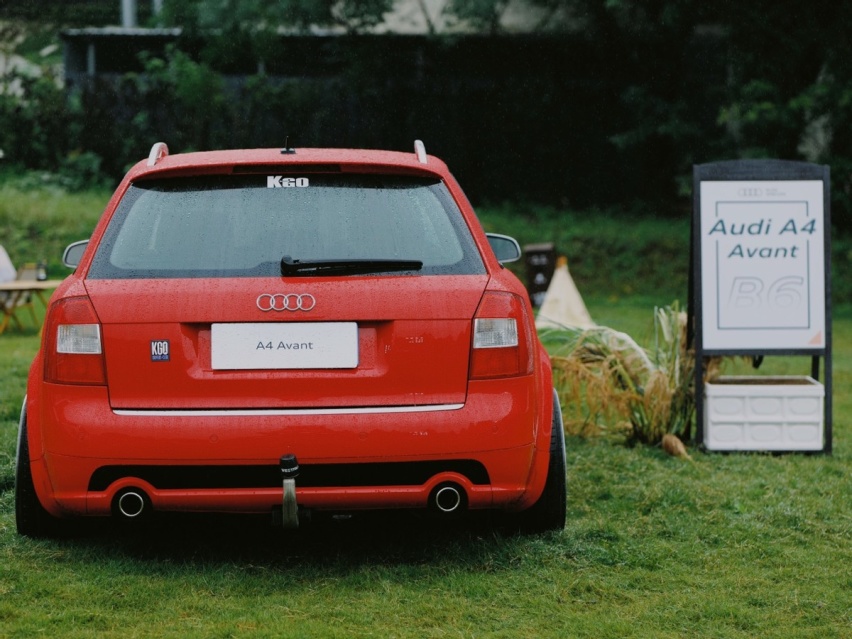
top-left (114, 403), bottom-right (465, 417)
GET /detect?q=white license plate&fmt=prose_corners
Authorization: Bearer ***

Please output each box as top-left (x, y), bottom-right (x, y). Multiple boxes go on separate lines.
top-left (211, 323), bottom-right (358, 370)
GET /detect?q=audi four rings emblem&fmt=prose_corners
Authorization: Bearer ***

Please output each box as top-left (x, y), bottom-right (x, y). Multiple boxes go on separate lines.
top-left (256, 293), bottom-right (316, 312)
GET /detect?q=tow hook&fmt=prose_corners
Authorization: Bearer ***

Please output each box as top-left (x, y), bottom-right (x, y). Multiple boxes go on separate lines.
top-left (280, 453), bottom-right (300, 529)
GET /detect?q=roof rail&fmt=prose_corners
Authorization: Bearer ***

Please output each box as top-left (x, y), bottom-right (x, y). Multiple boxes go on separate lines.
top-left (414, 140), bottom-right (428, 164)
top-left (147, 142), bottom-right (169, 167)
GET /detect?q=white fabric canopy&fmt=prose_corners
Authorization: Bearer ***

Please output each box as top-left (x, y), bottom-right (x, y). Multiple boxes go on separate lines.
top-left (0, 246), bottom-right (17, 283)
top-left (535, 257), bottom-right (594, 330)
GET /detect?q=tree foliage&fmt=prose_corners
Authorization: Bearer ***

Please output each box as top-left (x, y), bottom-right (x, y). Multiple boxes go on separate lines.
top-left (1, 0), bottom-right (852, 223)
top-left (161, 0), bottom-right (394, 34)
top-left (443, 0), bottom-right (852, 216)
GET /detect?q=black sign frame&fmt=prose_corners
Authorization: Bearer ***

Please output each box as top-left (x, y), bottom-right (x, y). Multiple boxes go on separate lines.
top-left (690, 159), bottom-right (832, 453)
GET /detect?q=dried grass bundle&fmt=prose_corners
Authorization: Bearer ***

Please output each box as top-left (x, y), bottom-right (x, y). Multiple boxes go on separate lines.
top-left (541, 303), bottom-right (695, 445)
top-left (551, 353), bottom-right (634, 438)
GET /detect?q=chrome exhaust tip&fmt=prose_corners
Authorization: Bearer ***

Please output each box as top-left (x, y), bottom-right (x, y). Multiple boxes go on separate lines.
top-left (431, 483), bottom-right (466, 514)
top-left (114, 489), bottom-right (147, 519)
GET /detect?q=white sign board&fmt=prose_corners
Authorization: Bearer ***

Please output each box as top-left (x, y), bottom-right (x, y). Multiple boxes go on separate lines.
top-left (699, 180), bottom-right (825, 351)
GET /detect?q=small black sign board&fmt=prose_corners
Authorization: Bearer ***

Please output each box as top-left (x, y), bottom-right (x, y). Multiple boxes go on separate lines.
top-left (524, 242), bottom-right (556, 307)
top-left (690, 160), bottom-right (831, 453)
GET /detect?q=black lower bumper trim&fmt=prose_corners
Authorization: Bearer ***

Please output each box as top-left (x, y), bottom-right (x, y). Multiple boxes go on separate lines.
top-left (88, 460), bottom-right (490, 492)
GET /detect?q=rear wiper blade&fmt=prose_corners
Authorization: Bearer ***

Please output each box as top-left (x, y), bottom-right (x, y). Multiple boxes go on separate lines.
top-left (280, 256), bottom-right (423, 277)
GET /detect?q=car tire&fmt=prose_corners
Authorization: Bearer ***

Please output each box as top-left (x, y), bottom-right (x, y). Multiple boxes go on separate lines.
top-left (518, 389), bottom-right (567, 534)
top-left (15, 407), bottom-right (61, 538)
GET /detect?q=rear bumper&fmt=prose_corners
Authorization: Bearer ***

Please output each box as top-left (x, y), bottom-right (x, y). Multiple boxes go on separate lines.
top-left (37, 447), bottom-right (534, 516)
top-left (27, 376), bottom-right (553, 517)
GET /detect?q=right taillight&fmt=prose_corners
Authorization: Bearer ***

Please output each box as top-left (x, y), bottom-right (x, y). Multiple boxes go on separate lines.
top-left (44, 296), bottom-right (106, 385)
top-left (469, 291), bottom-right (534, 379)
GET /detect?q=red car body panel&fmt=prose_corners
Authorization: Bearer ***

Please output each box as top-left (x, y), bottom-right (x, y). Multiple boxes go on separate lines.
top-left (22, 146), bottom-right (556, 524)
top-left (85, 275), bottom-right (488, 409)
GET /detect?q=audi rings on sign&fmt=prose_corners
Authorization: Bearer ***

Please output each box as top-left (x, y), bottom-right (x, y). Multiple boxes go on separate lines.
top-left (256, 293), bottom-right (317, 312)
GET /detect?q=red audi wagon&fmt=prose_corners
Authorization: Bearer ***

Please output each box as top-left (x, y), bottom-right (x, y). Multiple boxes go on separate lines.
top-left (15, 141), bottom-right (567, 536)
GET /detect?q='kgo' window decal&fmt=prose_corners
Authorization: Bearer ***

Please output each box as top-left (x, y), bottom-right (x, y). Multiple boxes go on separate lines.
top-left (267, 177), bottom-right (309, 188)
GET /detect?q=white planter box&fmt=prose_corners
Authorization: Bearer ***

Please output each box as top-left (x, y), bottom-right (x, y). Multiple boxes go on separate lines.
top-left (704, 376), bottom-right (825, 452)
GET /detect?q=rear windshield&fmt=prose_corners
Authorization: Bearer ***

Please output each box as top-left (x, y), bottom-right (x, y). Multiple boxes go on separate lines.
top-left (87, 174), bottom-right (485, 279)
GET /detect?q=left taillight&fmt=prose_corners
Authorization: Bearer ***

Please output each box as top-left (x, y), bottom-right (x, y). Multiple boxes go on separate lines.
top-left (469, 291), bottom-right (534, 380)
top-left (44, 296), bottom-right (106, 385)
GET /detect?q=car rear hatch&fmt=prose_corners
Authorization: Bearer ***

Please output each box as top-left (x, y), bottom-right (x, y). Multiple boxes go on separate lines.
top-left (82, 171), bottom-right (492, 410)
top-left (85, 275), bottom-right (488, 409)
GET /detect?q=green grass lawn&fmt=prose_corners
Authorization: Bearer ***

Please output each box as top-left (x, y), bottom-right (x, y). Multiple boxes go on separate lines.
top-left (1, 299), bottom-right (849, 638)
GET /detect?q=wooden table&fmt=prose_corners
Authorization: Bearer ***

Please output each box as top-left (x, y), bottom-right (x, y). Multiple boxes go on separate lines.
top-left (0, 279), bottom-right (63, 335)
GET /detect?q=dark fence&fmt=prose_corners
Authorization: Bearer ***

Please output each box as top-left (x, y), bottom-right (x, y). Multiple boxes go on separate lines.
top-left (66, 32), bottom-right (727, 208)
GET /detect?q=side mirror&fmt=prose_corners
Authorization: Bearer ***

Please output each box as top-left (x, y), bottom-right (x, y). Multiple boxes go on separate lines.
top-left (486, 233), bottom-right (521, 264)
top-left (63, 240), bottom-right (89, 268)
